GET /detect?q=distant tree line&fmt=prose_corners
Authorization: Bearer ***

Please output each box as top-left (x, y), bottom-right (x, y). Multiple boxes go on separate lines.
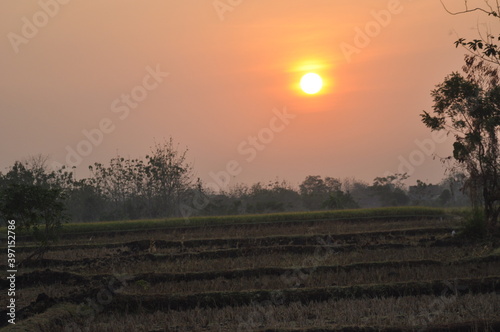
top-left (0, 139), bottom-right (471, 226)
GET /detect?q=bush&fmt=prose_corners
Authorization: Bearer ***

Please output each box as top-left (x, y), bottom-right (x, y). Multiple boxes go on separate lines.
top-left (0, 161), bottom-right (69, 245)
top-left (461, 208), bottom-right (487, 239)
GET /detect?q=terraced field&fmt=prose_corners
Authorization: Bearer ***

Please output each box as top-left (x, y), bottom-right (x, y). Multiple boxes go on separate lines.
top-left (2, 210), bottom-right (500, 331)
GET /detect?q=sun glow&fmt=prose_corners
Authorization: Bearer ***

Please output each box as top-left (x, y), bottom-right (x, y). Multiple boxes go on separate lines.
top-left (300, 72), bottom-right (323, 94)
top-left (287, 59), bottom-right (335, 107)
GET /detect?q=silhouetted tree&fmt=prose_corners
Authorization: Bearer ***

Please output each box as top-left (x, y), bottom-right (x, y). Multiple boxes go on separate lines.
top-left (421, 56), bottom-right (500, 229)
top-left (300, 175), bottom-right (358, 210)
top-left (146, 138), bottom-right (193, 216)
top-left (371, 173), bottom-right (410, 207)
top-left (0, 156), bottom-right (70, 259)
top-left (88, 137), bottom-right (193, 219)
top-left (246, 179), bottom-right (302, 213)
top-left (322, 190), bottom-right (359, 210)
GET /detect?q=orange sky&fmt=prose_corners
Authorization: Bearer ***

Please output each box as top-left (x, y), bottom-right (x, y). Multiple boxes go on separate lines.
top-left (0, 0), bottom-right (490, 189)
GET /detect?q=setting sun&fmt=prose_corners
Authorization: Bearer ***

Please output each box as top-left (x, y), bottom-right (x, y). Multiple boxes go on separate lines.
top-left (300, 72), bottom-right (323, 94)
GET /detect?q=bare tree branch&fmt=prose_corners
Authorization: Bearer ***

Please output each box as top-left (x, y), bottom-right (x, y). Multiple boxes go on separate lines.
top-left (440, 0), bottom-right (494, 16)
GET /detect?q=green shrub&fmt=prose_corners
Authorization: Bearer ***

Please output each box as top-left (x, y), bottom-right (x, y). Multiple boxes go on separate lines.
top-left (461, 208), bottom-right (487, 239)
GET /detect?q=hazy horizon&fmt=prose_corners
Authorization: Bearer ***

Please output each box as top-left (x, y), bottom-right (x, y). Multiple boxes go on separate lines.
top-left (0, 0), bottom-right (488, 189)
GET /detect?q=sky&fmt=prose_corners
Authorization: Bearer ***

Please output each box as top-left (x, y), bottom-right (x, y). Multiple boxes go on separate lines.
top-left (0, 0), bottom-right (493, 190)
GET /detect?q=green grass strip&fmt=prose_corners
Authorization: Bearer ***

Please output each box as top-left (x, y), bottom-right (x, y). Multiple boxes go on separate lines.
top-left (2, 206), bottom-right (448, 237)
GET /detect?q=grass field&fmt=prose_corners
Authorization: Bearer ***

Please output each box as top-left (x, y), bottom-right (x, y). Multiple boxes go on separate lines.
top-left (1, 207), bottom-right (499, 331)
top-left (2, 206), bottom-right (449, 236)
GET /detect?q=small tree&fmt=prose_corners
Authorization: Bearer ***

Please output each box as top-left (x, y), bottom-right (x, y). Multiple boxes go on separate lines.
top-left (299, 175), bottom-right (328, 210)
top-left (371, 173), bottom-right (410, 207)
top-left (89, 157), bottom-right (150, 220)
top-left (421, 56), bottom-right (500, 229)
top-left (0, 157), bottom-right (70, 259)
top-left (245, 179), bottom-right (302, 213)
top-left (300, 175), bottom-right (342, 210)
top-left (322, 190), bottom-right (359, 210)
top-left (146, 138), bottom-right (193, 217)
top-left (88, 137), bottom-right (193, 219)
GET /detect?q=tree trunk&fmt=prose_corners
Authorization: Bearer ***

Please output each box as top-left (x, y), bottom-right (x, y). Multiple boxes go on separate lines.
top-left (484, 200), bottom-right (499, 231)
